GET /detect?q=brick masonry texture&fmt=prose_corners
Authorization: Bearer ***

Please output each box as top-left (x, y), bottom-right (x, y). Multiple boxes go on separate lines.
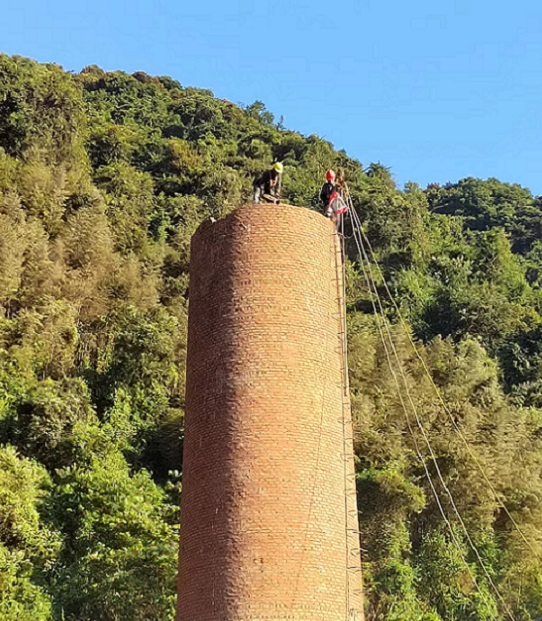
top-left (176, 204), bottom-right (364, 621)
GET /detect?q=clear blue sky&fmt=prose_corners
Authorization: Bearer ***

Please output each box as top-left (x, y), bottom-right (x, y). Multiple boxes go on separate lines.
top-left (2, 1), bottom-right (542, 194)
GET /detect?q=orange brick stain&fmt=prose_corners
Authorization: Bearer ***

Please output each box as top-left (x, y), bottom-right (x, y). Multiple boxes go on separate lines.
top-left (177, 204), bottom-right (364, 620)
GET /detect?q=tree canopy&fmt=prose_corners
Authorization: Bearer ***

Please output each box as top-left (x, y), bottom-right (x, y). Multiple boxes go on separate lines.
top-left (1, 53), bottom-right (542, 620)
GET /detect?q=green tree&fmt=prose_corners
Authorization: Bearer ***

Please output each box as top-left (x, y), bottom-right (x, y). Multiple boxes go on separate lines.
top-left (48, 451), bottom-right (178, 621)
top-left (0, 446), bottom-right (59, 621)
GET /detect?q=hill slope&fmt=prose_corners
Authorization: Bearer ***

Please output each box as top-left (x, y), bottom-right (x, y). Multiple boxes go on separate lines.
top-left (1, 54), bottom-right (542, 620)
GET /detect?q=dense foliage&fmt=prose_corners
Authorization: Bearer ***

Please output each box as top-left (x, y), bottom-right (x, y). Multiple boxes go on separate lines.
top-left (1, 54), bottom-right (541, 620)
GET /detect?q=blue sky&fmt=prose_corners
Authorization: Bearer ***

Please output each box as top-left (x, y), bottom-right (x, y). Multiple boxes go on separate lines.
top-left (2, 0), bottom-right (542, 194)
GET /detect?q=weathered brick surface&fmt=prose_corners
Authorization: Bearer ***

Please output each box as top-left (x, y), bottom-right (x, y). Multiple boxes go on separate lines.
top-left (177, 204), bottom-right (364, 621)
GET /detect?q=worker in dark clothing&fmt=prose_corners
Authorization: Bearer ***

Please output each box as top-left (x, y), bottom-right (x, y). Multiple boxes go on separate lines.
top-left (320, 169), bottom-right (337, 216)
top-left (320, 168), bottom-right (348, 225)
top-left (253, 162), bottom-right (283, 204)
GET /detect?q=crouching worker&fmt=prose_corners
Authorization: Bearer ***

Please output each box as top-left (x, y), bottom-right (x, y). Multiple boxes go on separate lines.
top-left (253, 162), bottom-right (283, 204)
top-left (320, 169), bottom-right (348, 225)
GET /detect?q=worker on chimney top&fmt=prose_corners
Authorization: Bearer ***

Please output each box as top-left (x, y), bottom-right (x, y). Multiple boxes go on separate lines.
top-left (253, 162), bottom-right (283, 204)
top-left (320, 169), bottom-right (348, 224)
top-left (320, 168), bottom-right (337, 215)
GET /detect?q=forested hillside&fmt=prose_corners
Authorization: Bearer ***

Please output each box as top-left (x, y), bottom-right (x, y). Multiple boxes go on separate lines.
top-left (1, 54), bottom-right (542, 620)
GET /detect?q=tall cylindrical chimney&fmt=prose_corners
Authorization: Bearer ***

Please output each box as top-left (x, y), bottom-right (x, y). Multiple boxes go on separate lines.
top-left (177, 204), bottom-right (363, 621)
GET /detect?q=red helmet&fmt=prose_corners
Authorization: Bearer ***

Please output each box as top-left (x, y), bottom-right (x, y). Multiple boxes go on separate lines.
top-left (326, 169), bottom-right (336, 181)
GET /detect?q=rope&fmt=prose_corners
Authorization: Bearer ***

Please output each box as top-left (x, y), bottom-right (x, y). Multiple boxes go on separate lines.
top-left (347, 207), bottom-right (489, 597)
top-left (345, 199), bottom-right (516, 620)
top-left (344, 183), bottom-right (537, 559)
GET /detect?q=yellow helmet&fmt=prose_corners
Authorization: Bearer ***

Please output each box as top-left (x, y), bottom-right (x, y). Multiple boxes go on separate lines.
top-left (273, 162), bottom-right (284, 174)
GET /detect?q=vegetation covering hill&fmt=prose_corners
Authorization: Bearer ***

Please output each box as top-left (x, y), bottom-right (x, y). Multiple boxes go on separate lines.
top-left (1, 53), bottom-right (542, 620)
